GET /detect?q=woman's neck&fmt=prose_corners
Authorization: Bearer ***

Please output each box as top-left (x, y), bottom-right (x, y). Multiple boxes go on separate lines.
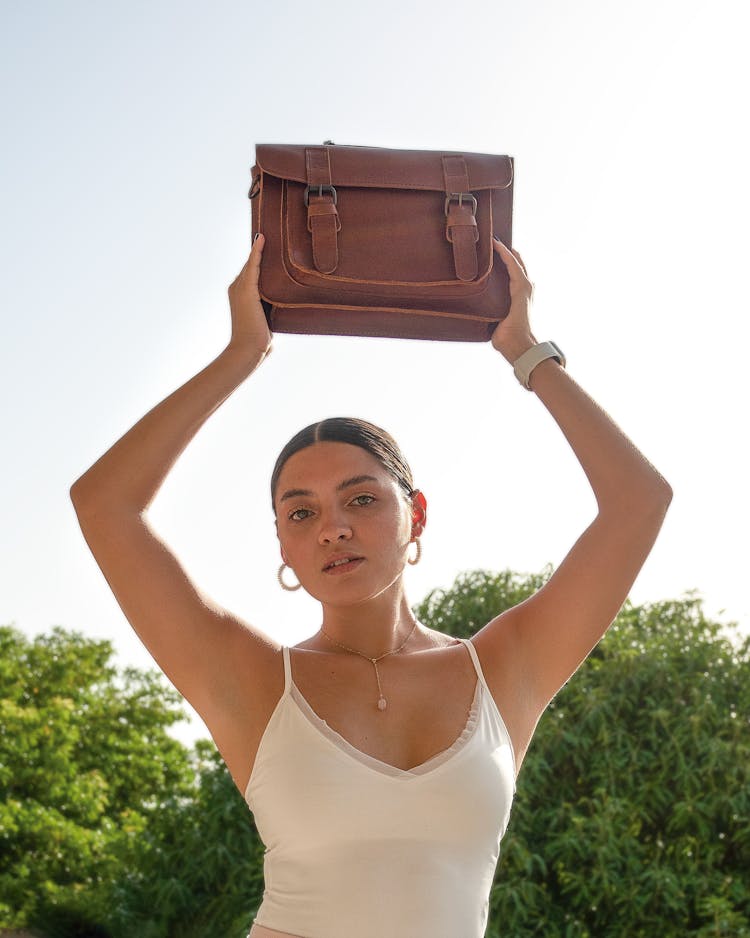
top-left (318, 592), bottom-right (420, 659)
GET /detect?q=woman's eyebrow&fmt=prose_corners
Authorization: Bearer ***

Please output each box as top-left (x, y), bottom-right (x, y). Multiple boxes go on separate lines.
top-left (337, 474), bottom-right (379, 492)
top-left (278, 475), bottom-right (379, 504)
top-left (278, 488), bottom-right (312, 503)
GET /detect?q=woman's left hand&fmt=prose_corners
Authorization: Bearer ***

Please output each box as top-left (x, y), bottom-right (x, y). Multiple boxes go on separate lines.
top-left (490, 239), bottom-right (537, 363)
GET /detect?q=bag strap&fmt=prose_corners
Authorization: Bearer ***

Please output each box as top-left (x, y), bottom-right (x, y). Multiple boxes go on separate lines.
top-left (303, 148), bottom-right (480, 281)
top-left (305, 147), bottom-right (341, 274)
top-left (442, 155), bottom-right (479, 282)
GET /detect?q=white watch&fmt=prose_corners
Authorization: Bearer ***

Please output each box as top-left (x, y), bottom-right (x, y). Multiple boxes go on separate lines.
top-left (513, 341), bottom-right (566, 390)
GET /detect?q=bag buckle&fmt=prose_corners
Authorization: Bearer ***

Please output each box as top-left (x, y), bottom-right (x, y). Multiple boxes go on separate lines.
top-left (444, 192), bottom-right (477, 216)
top-left (304, 184), bottom-right (338, 207)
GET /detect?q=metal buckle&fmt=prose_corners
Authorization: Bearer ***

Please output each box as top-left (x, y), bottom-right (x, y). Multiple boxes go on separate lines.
top-left (444, 192), bottom-right (477, 217)
top-left (304, 184), bottom-right (338, 207)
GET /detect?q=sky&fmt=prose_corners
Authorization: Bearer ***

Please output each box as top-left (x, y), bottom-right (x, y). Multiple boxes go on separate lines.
top-left (2, 0), bottom-right (748, 746)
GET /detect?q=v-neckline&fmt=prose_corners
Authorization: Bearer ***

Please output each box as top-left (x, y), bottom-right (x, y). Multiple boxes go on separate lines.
top-left (288, 675), bottom-right (483, 779)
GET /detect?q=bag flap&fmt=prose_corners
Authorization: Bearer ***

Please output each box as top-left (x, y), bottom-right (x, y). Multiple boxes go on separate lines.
top-left (255, 144), bottom-right (513, 192)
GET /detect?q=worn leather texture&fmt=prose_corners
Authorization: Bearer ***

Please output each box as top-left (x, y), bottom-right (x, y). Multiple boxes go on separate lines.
top-left (249, 142), bottom-right (514, 341)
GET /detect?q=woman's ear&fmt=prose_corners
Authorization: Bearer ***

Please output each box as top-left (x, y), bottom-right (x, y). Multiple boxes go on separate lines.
top-left (410, 489), bottom-right (427, 537)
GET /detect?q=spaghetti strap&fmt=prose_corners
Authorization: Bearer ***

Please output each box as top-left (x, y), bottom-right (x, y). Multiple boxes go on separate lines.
top-left (458, 637), bottom-right (491, 692)
top-left (281, 646), bottom-right (292, 696)
top-left (459, 637), bottom-right (518, 785)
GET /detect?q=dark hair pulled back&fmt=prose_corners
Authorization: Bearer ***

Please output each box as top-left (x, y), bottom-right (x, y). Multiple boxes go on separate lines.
top-left (271, 417), bottom-right (415, 511)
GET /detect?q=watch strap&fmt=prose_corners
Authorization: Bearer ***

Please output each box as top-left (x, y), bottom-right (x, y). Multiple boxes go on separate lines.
top-left (513, 341), bottom-right (566, 390)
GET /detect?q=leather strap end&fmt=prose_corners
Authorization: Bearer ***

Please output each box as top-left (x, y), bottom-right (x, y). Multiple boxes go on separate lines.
top-left (446, 208), bottom-right (479, 281)
top-left (309, 212), bottom-right (340, 274)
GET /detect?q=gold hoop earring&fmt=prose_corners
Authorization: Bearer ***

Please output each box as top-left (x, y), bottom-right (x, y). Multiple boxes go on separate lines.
top-left (278, 563), bottom-right (302, 591)
top-left (407, 538), bottom-right (422, 566)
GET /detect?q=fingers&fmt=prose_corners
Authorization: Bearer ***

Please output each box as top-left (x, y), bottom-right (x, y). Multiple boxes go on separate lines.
top-left (493, 238), bottom-right (531, 281)
top-left (228, 235), bottom-right (265, 297)
top-left (510, 248), bottom-right (528, 278)
top-left (247, 232), bottom-right (264, 277)
top-left (234, 233), bottom-right (264, 284)
top-left (492, 237), bottom-right (527, 274)
top-left (248, 232), bottom-right (264, 264)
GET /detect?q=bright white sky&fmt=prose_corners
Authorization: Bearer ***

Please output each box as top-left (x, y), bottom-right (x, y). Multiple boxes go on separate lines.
top-left (2, 0), bottom-right (747, 745)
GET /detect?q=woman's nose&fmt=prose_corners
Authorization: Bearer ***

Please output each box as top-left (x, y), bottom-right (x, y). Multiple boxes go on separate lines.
top-left (318, 513), bottom-right (352, 544)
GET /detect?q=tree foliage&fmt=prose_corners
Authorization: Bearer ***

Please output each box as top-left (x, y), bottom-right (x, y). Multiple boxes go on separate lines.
top-left (0, 626), bottom-right (194, 931)
top-left (104, 741), bottom-right (264, 938)
top-left (416, 571), bottom-right (750, 937)
top-left (2, 570), bottom-right (749, 937)
top-left (0, 627), bottom-right (265, 938)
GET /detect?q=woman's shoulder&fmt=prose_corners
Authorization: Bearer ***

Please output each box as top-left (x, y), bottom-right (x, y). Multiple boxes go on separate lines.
top-left (415, 628), bottom-right (465, 651)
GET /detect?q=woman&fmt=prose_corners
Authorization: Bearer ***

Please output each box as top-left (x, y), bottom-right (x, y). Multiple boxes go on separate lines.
top-left (71, 234), bottom-right (672, 938)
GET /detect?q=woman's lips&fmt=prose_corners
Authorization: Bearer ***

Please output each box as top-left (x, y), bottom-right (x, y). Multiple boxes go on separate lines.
top-left (323, 557), bottom-right (365, 575)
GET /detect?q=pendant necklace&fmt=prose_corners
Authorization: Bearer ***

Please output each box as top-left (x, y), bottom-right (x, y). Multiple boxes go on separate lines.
top-left (319, 620), bottom-right (419, 711)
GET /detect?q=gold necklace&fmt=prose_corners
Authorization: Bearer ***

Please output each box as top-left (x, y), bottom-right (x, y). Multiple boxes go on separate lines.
top-left (319, 621), bottom-right (419, 711)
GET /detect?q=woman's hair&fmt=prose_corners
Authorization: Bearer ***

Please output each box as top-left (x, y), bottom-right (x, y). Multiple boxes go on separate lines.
top-left (271, 417), bottom-right (415, 511)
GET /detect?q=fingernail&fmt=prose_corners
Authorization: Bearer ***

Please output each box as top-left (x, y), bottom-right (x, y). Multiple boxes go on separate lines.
top-left (253, 232), bottom-right (261, 243)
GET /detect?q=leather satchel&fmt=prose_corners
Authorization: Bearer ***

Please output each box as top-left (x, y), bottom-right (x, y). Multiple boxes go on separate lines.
top-left (249, 142), bottom-right (514, 341)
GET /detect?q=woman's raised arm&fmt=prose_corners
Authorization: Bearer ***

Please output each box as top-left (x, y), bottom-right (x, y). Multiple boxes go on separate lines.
top-left (70, 235), bottom-right (279, 734)
top-left (473, 240), bottom-right (673, 770)
top-left (71, 235), bottom-right (271, 511)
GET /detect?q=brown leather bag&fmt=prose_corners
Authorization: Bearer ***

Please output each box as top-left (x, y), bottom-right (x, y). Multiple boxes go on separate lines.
top-left (249, 142), bottom-right (514, 341)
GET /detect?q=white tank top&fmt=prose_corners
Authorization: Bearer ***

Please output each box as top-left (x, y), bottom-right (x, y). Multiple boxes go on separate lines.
top-left (244, 637), bottom-right (516, 938)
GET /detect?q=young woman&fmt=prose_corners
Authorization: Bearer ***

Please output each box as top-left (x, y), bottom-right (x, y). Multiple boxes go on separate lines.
top-left (71, 234), bottom-right (672, 938)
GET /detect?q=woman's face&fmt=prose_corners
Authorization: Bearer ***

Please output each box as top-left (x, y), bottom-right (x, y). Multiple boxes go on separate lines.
top-left (273, 441), bottom-right (425, 605)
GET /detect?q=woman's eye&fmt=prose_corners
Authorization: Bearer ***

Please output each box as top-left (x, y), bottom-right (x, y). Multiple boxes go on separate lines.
top-left (289, 508), bottom-right (313, 522)
top-left (351, 494), bottom-right (375, 507)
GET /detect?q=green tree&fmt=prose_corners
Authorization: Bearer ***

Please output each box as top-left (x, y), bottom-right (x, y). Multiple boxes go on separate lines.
top-left (4, 571), bottom-right (748, 937)
top-left (105, 741), bottom-right (265, 938)
top-left (0, 626), bottom-right (194, 931)
top-left (415, 570), bottom-right (750, 937)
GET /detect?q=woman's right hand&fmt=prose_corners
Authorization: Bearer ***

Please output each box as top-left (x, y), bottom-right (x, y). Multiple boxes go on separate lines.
top-left (227, 233), bottom-right (273, 359)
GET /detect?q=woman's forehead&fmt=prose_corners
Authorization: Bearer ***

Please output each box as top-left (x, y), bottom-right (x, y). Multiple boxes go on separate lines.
top-left (275, 441), bottom-right (392, 491)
